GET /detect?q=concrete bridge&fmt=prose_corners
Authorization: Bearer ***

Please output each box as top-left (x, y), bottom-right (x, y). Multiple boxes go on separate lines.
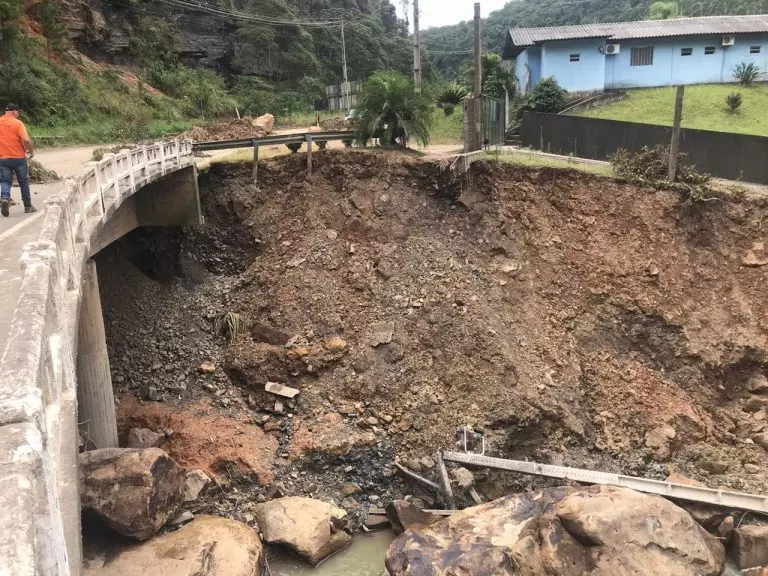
top-left (0, 141), bottom-right (201, 575)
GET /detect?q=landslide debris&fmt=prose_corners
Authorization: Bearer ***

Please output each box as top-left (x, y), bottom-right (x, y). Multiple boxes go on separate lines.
top-left (99, 148), bottom-right (768, 528)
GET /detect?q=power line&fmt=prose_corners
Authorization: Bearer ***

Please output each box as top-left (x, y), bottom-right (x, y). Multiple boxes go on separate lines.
top-left (154, 0), bottom-right (344, 27)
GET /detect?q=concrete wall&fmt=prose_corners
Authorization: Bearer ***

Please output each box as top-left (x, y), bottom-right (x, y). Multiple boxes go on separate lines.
top-left (520, 111), bottom-right (768, 183)
top-left (0, 141), bottom-right (200, 575)
top-left (604, 34), bottom-right (768, 89)
top-left (515, 46), bottom-right (542, 93)
top-left (541, 38), bottom-right (607, 92)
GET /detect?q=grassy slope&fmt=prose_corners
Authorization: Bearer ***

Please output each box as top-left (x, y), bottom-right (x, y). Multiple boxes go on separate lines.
top-left (577, 84), bottom-right (768, 136)
top-left (430, 107), bottom-right (464, 145)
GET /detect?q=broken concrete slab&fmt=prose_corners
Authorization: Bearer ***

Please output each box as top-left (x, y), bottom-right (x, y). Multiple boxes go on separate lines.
top-left (265, 382), bottom-right (300, 398)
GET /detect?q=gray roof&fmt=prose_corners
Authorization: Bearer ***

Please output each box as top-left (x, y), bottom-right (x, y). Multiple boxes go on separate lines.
top-left (506, 14), bottom-right (768, 53)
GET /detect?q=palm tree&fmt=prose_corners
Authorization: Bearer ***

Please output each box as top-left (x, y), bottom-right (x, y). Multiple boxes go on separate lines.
top-left (356, 71), bottom-right (433, 148)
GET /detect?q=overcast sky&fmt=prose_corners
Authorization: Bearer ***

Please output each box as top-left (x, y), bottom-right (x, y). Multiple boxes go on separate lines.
top-left (396, 0), bottom-right (511, 30)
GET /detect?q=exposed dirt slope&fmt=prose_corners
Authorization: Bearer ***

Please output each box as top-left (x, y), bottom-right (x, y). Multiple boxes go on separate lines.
top-left (101, 149), bottom-right (768, 513)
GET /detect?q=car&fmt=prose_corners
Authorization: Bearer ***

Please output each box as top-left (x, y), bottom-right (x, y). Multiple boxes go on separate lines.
top-left (344, 109), bottom-right (358, 122)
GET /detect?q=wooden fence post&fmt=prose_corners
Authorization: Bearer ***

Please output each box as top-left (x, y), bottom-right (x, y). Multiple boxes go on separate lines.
top-left (668, 85), bottom-right (685, 182)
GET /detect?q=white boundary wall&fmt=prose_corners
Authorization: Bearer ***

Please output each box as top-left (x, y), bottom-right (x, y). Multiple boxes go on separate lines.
top-left (0, 140), bottom-right (193, 576)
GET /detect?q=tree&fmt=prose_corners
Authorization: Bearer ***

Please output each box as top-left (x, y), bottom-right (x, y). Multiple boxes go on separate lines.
top-left (649, 1), bottom-right (679, 19)
top-left (356, 71), bottom-right (433, 147)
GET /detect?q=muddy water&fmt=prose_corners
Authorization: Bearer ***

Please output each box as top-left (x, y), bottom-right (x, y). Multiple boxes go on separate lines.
top-left (268, 531), bottom-right (394, 576)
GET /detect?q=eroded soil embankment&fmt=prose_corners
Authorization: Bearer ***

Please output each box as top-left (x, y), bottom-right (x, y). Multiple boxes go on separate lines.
top-left (98, 149), bottom-right (768, 525)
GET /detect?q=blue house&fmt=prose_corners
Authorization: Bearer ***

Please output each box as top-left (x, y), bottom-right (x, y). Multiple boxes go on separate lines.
top-left (503, 15), bottom-right (768, 93)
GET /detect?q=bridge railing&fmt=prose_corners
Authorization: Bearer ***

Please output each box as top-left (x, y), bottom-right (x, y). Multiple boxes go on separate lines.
top-left (0, 139), bottom-right (193, 576)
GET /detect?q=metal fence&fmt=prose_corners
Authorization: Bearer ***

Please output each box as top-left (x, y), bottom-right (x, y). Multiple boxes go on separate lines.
top-left (482, 95), bottom-right (506, 146)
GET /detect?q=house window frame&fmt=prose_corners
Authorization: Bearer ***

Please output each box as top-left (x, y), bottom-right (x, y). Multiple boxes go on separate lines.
top-left (704, 46), bottom-right (716, 55)
top-left (680, 47), bottom-right (693, 56)
top-left (750, 45), bottom-right (761, 54)
top-left (630, 46), bottom-right (654, 66)
top-left (569, 53), bottom-right (580, 62)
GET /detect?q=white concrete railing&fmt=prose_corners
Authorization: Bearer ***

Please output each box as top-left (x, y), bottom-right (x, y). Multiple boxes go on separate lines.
top-left (0, 140), bottom-right (194, 576)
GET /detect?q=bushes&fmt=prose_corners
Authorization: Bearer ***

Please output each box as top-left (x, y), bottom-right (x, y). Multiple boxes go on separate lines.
top-left (145, 66), bottom-right (235, 118)
top-left (733, 62), bottom-right (761, 86)
top-left (726, 92), bottom-right (743, 113)
top-left (610, 145), bottom-right (713, 203)
top-left (513, 77), bottom-right (567, 123)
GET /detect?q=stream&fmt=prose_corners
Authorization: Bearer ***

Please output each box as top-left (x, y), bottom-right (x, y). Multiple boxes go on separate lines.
top-left (268, 531), bottom-right (394, 576)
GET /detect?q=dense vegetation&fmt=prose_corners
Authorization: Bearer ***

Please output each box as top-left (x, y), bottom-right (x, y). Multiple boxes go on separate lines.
top-left (423, 0), bottom-right (768, 79)
top-left (0, 0), bottom-right (413, 143)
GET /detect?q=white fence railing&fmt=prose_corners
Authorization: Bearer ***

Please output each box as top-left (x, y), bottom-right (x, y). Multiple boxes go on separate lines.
top-left (0, 139), bottom-right (193, 576)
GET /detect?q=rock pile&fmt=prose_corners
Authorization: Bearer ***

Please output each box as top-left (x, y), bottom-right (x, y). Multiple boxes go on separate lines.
top-left (386, 485), bottom-right (725, 576)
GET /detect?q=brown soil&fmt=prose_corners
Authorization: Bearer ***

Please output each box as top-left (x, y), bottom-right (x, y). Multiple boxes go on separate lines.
top-left (116, 395), bottom-right (276, 484)
top-left (99, 148), bottom-right (768, 523)
top-left (183, 119), bottom-right (267, 143)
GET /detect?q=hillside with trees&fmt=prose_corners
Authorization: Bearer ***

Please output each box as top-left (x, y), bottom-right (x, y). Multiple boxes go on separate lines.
top-left (0, 0), bottom-right (412, 142)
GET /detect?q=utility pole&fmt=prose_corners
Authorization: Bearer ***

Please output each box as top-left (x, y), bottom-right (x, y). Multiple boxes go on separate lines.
top-left (464, 2), bottom-right (483, 151)
top-left (474, 2), bottom-right (482, 98)
top-left (668, 85), bottom-right (685, 182)
top-left (413, 0), bottom-right (422, 92)
top-left (341, 19), bottom-right (350, 113)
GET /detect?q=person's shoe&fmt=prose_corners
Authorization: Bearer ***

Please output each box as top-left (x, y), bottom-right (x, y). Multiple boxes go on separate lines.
top-left (1, 199), bottom-right (8, 217)
top-left (24, 205), bottom-right (37, 214)
top-left (8, 198), bottom-right (16, 206)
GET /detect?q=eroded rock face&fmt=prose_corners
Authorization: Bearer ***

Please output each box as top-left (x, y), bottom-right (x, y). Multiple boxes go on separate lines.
top-left (79, 448), bottom-right (185, 540)
top-left (84, 515), bottom-right (263, 576)
top-left (386, 485), bottom-right (725, 576)
top-left (253, 496), bottom-right (351, 565)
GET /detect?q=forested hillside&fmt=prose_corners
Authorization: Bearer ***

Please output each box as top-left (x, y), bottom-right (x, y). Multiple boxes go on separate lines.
top-left (0, 0), bottom-right (411, 141)
top-left (424, 0), bottom-right (768, 77)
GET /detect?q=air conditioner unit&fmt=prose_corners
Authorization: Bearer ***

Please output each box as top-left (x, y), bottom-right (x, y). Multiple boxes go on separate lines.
top-left (605, 43), bottom-right (621, 55)
top-left (722, 35), bottom-right (736, 46)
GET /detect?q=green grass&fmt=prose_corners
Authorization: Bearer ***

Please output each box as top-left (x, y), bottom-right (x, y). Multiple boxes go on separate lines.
top-left (577, 84), bottom-right (768, 136)
top-left (31, 119), bottom-right (194, 146)
top-left (486, 150), bottom-right (613, 177)
top-left (430, 107), bottom-right (464, 145)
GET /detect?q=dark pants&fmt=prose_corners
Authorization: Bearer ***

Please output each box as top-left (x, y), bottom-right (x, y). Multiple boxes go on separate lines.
top-left (0, 158), bottom-right (31, 207)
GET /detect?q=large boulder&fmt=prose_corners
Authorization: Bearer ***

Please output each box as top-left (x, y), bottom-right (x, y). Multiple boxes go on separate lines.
top-left (733, 525), bottom-right (768, 569)
top-left (80, 448), bottom-right (185, 540)
top-left (253, 496), bottom-right (351, 565)
top-left (253, 113), bottom-right (274, 134)
top-left (386, 485), bottom-right (725, 576)
top-left (84, 515), bottom-right (263, 576)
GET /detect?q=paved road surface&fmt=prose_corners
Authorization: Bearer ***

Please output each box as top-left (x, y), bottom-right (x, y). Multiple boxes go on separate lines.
top-left (0, 146), bottom-right (97, 355)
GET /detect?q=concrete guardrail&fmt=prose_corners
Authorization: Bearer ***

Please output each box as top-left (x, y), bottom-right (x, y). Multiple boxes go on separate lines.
top-left (0, 140), bottom-right (194, 576)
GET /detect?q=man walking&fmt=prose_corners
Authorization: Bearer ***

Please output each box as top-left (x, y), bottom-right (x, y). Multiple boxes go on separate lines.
top-left (0, 103), bottom-right (36, 217)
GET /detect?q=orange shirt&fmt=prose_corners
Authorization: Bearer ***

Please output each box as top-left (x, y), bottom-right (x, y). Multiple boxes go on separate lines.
top-left (0, 114), bottom-right (30, 158)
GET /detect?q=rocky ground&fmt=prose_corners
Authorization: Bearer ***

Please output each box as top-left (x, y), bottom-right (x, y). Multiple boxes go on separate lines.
top-left (97, 148), bottom-right (768, 538)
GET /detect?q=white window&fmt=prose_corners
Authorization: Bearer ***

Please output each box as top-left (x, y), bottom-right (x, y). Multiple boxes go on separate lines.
top-left (750, 46), bottom-right (761, 54)
top-left (704, 46), bottom-right (716, 55)
top-left (681, 47), bottom-right (693, 56)
top-left (630, 46), bottom-right (654, 66)
top-left (569, 53), bottom-right (580, 62)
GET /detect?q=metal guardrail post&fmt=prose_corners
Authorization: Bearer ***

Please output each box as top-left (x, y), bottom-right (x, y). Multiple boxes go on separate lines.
top-left (306, 134), bottom-right (313, 178)
top-left (252, 140), bottom-right (259, 183)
